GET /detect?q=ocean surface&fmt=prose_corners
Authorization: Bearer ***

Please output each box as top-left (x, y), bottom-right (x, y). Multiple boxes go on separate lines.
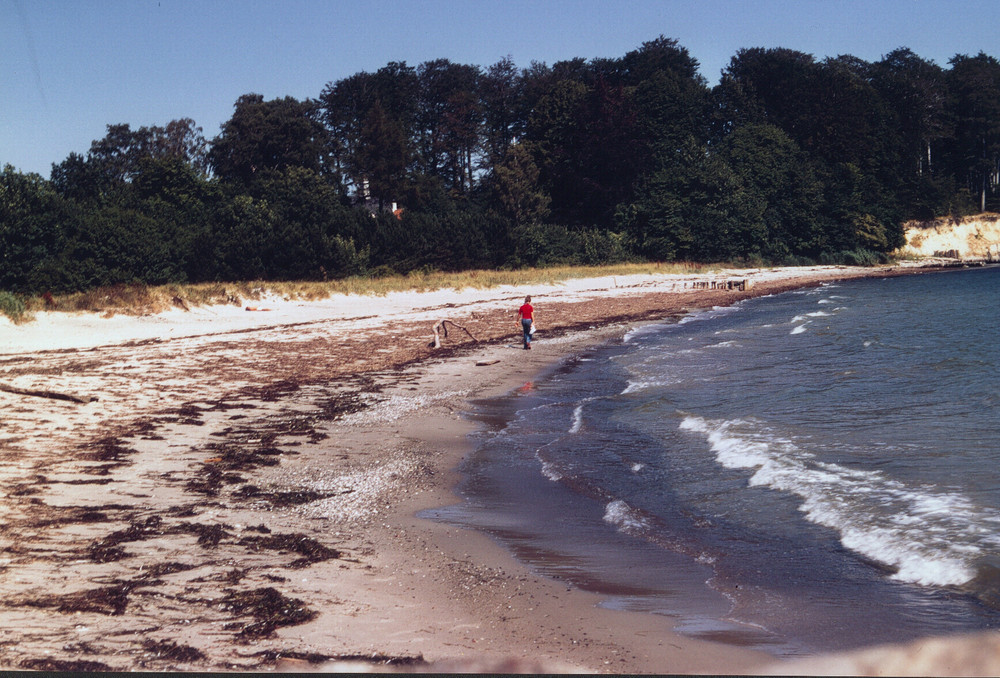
top-left (425, 266), bottom-right (1000, 656)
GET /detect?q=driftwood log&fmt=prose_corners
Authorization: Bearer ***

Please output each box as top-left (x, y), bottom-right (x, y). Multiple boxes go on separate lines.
top-left (0, 383), bottom-right (97, 404)
top-left (430, 319), bottom-right (479, 349)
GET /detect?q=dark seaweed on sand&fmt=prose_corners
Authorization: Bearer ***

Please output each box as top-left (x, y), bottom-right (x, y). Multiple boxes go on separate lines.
top-left (19, 658), bottom-right (115, 672)
top-left (238, 532), bottom-right (340, 567)
top-left (235, 484), bottom-right (341, 506)
top-left (140, 561), bottom-right (196, 578)
top-left (141, 639), bottom-right (206, 662)
top-left (185, 463), bottom-right (244, 496)
top-left (172, 521), bottom-right (233, 546)
top-left (220, 587), bottom-right (317, 638)
top-left (257, 380), bottom-right (301, 402)
top-left (21, 581), bottom-right (138, 616)
top-left (80, 435), bottom-right (138, 462)
top-left (87, 515), bottom-right (164, 561)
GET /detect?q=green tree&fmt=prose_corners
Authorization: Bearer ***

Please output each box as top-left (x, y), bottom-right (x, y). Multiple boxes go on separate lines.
top-left (50, 119), bottom-right (208, 205)
top-left (209, 94), bottom-right (329, 187)
top-left (616, 138), bottom-right (747, 261)
top-left (132, 155), bottom-right (222, 280)
top-left (248, 167), bottom-right (369, 279)
top-left (60, 204), bottom-right (184, 287)
top-left (946, 52), bottom-right (1000, 212)
top-left (50, 151), bottom-right (114, 205)
top-left (872, 49), bottom-right (951, 176)
top-left (154, 118), bottom-right (211, 174)
top-left (319, 62), bottom-right (419, 200)
top-left (489, 143), bottom-right (550, 225)
top-left (415, 59), bottom-right (482, 193)
top-left (0, 165), bottom-right (73, 292)
top-left (720, 124), bottom-right (826, 258)
top-left (524, 78), bottom-right (589, 223)
top-left (355, 102), bottom-right (411, 209)
top-left (207, 194), bottom-right (276, 281)
top-left (871, 48), bottom-right (953, 218)
top-left (717, 48), bottom-right (905, 255)
top-left (524, 39), bottom-right (712, 228)
top-left (715, 48), bottom-right (818, 135)
top-left (619, 36), bottom-right (706, 87)
top-left (718, 49), bottom-right (894, 171)
top-left (479, 56), bottom-right (522, 171)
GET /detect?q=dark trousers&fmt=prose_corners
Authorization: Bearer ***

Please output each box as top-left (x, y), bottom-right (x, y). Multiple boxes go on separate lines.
top-left (521, 318), bottom-right (533, 346)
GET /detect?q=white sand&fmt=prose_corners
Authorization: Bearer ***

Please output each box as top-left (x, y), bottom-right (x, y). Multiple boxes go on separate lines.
top-left (0, 265), bottom-right (873, 355)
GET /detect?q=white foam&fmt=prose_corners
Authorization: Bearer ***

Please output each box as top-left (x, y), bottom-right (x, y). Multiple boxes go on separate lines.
top-left (603, 499), bottom-right (649, 533)
top-left (677, 305), bottom-right (742, 326)
top-left (540, 459), bottom-right (562, 482)
top-left (790, 324), bottom-right (809, 335)
top-left (623, 324), bottom-right (665, 343)
top-left (622, 378), bottom-right (671, 395)
top-left (680, 415), bottom-right (994, 588)
top-left (631, 462), bottom-right (645, 473)
top-left (569, 404), bottom-right (584, 434)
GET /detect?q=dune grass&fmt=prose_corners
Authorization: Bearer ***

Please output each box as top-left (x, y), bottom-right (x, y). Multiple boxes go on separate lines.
top-left (5, 261), bottom-right (720, 321)
top-left (0, 291), bottom-right (30, 324)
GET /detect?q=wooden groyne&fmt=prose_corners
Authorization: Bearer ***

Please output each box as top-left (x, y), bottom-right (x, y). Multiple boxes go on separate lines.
top-left (683, 279), bottom-right (754, 291)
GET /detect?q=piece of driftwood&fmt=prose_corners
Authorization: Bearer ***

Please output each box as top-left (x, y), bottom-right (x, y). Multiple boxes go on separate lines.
top-left (475, 359), bottom-right (501, 366)
top-left (0, 383), bottom-right (97, 404)
top-left (430, 319), bottom-right (480, 349)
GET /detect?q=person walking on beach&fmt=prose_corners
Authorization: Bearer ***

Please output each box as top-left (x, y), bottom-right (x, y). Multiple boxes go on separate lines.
top-left (517, 295), bottom-right (534, 350)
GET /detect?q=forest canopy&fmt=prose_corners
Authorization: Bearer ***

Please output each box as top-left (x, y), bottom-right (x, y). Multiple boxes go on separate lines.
top-left (3, 38), bottom-right (1000, 294)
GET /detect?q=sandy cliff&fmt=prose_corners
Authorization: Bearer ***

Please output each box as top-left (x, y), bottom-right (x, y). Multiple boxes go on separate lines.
top-left (899, 214), bottom-right (1000, 260)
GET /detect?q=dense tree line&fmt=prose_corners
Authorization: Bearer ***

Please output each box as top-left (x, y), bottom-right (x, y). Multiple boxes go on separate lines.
top-left (3, 38), bottom-right (1000, 294)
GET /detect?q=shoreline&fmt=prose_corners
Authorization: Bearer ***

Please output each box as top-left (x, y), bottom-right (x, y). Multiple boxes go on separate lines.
top-left (312, 324), bottom-right (777, 673)
top-left (0, 263), bottom-right (972, 673)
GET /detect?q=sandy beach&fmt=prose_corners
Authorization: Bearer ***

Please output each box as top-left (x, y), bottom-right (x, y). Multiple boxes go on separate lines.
top-left (0, 263), bottom-right (953, 673)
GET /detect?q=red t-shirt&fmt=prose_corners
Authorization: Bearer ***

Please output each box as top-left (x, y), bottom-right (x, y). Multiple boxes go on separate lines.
top-left (519, 303), bottom-right (533, 320)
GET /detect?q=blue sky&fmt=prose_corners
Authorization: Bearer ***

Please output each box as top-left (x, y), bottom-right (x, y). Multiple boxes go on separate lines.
top-left (3, 0), bottom-right (998, 178)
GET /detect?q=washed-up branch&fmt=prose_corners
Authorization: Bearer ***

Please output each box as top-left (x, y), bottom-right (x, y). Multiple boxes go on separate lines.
top-left (0, 383), bottom-right (98, 404)
top-left (430, 320), bottom-right (479, 349)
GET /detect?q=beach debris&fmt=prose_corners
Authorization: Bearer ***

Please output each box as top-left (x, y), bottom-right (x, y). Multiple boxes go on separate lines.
top-left (238, 532), bottom-right (341, 567)
top-left (36, 581), bottom-right (137, 616)
top-left (219, 586), bottom-right (317, 638)
top-left (140, 639), bottom-right (205, 663)
top-left (234, 485), bottom-right (346, 507)
top-left (475, 359), bottom-right (501, 366)
top-left (18, 658), bottom-right (114, 672)
top-left (0, 382), bottom-right (97, 403)
top-left (430, 318), bottom-right (479, 348)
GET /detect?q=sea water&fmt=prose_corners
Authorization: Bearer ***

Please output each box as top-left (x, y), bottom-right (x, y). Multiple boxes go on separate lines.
top-left (425, 266), bottom-right (1000, 655)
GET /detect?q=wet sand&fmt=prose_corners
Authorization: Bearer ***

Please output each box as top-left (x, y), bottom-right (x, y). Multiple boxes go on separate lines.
top-left (0, 264), bottom-right (933, 672)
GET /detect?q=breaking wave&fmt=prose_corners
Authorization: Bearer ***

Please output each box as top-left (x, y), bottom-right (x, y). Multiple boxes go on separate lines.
top-left (679, 414), bottom-right (1000, 589)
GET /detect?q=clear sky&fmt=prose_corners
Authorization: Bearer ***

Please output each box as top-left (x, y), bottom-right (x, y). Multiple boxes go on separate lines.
top-left (3, 0), bottom-right (998, 178)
